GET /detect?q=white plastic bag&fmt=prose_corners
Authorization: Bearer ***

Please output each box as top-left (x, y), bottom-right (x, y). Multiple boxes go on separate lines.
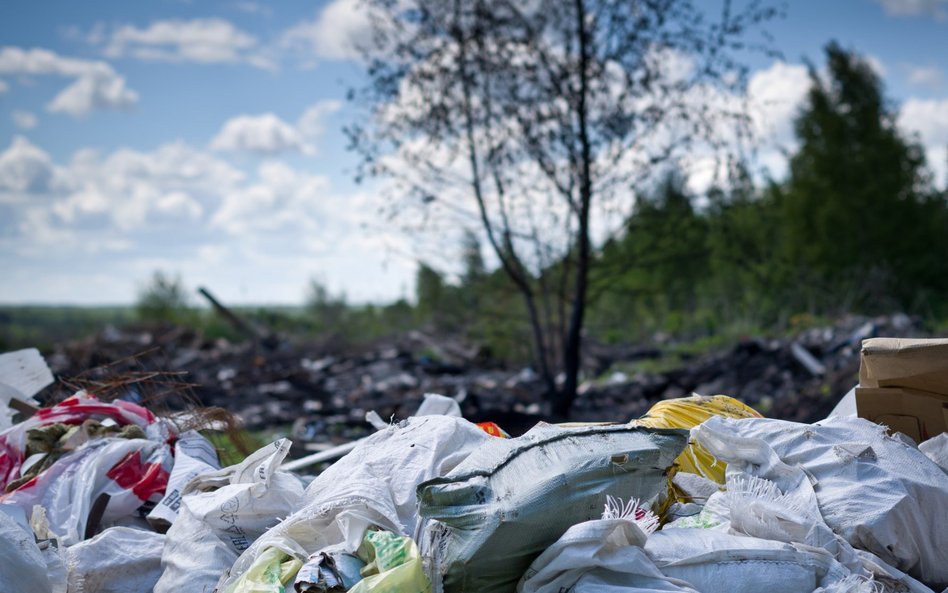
top-left (2, 436), bottom-right (173, 545)
top-left (518, 507), bottom-right (697, 593)
top-left (644, 529), bottom-right (852, 593)
top-left (0, 507), bottom-right (55, 593)
top-left (217, 415), bottom-right (490, 593)
top-left (147, 429), bottom-right (220, 528)
top-left (154, 438), bottom-right (303, 593)
top-left (65, 526), bottom-right (165, 593)
top-left (0, 392), bottom-right (176, 545)
top-left (693, 415), bottom-right (948, 589)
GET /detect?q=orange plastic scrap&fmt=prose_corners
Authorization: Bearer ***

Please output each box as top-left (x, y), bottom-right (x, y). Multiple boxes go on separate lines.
top-left (632, 395), bottom-right (761, 484)
top-left (476, 422), bottom-right (510, 438)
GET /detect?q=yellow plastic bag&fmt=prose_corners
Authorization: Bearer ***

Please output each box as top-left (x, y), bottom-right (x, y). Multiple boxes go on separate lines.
top-left (224, 546), bottom-right (303, 593)
top-left (632, 395), bottom-right (761, 485)
top-left (349, 530), bottom-right (430, 593)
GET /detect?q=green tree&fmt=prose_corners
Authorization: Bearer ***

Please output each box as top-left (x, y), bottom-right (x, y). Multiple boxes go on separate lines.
top-left (305, 278), bottom-right (348, 334)
top-left (778, 42), bottom-right (947, 313)
top-left (415, 263), bottom-right (447, 326)
top-left (136, 271), bottom-right (190, 323)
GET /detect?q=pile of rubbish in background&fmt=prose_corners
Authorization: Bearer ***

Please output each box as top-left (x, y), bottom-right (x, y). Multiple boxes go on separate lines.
top-left (2, 336), bottom-right (948, 593)
top-left (42, 313), bottom-right (923, 446)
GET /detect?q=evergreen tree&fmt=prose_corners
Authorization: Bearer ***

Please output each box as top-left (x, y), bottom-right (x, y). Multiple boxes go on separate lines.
top-left (779, 42), bottom-right (945, 313)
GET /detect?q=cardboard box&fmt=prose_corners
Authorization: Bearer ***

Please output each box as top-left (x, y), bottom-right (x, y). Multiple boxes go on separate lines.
top-left (855, 386), bottom-right (948, 443)
top-left (859, 337), bottom-right (948, 392)
top-left (857, 338), bottom-right (948, 442)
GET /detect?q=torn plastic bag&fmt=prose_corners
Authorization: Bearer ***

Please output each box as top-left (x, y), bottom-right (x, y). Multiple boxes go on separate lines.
top-left (146, 429), bottom-right (220, 528)
top-left (223, 546), bottom-right (304, 593)
top-left (0, 392), bottom-right (165, 494)
top-left (644, 529), bottom-right (852, 593)
top-left (517, 500), bottom-right (697, 593)
top-left (217, 415), bottom-right (489, 593)
top-left (348, 529), bottom-right (430, 593)
top-left (693, 415), bottom-right (948, 589)
top-left (294, 550), bottom-right (365, 593)
top-left (64, 526), bottom-right (164, 593)
top-left (1, 435), bottom-right (173, 545)
top-left (418, 423), bottom-right (688, 593)
top-left (154, 438), bottom-right (303, 593)
top-left (0, 506), bottom-right (56, 593)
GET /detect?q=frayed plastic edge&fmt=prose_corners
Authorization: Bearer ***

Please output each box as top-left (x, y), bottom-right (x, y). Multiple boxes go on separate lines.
top-left (814, 574), bottom-right (883, 593)
top-left (601, 495), bottom-right (659, 535)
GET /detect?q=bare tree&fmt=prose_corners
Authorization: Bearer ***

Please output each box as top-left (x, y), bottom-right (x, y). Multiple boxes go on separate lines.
top-left (347, 0), bottom-right (781, 416)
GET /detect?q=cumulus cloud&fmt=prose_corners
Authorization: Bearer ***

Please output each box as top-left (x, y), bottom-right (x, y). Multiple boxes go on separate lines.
top-left (875, 0), bottom-right (948, 18)
top-left (0, 46), bottom-right (138, 117)
top-left (48, 142), bottom-right (238, 230)
top-left (211, 113), bottom-right (312, 154)
top-left (0, 136), bottom-right (56, 194)
top-left (748, 61), bottom-right (811, 147)
top-left (103, 18), bottom-right (274, 69)
top-left (211, 160), bottom-right (329, 233)
top-left (2, 136), bottom-right (344, 250)
top-left (297, 99), bottom-right (343, 140)
top-left (280, 0), bottom-right (373, 62)
top-left (11, 111), bottom-right (38, 130)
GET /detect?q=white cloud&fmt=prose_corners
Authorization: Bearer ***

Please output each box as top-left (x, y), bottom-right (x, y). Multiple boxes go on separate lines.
top-left (48, 142), bottom-right (245, 230)
top-left (155, 191), bottom-right (203, 220)
top-left (103, 18), bottom-right (273, 69)
top-left (0, 136), bottom-right (56, 194)
top-left (875, 0), bottom-right (948, 18)
top-left (280, 0), bottom-right (373, 62)
top-left (11, 110), bottom-right (38, 130)
top-left (906, 64), bottom-right (944, 87)
top-left (0, 46), bottom-right (138, 117)
top-left (211, 160), bottom-right (329, 233)
top-left (47, 72), bottom-right (138, 117)
top-left (297, 99), bottom-right (343, 140)
top-left (748, 61), bottom-right (811, 147)
top-left (0, 79), bottom-right (8, 94)
top-left (211, 113), bottom-right (311, 154)
top-left (899, 97), bottom-right (948, 186)
top-left (0, 134), bottom-right (414, 304)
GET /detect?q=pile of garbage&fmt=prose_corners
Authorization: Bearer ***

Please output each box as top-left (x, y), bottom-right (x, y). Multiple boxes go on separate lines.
top-left (3, 346), bottom-right (948, 593)
top-left (41, 313), bottom-right (928, 443)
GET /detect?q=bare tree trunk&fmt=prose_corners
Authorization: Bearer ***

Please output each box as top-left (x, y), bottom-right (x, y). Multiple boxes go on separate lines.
top-left (556, 0), bottom-right (593, 417)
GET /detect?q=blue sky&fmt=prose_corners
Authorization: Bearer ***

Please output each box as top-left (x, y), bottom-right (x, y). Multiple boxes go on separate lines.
top-left (1, 0), bottom-right (947, 305)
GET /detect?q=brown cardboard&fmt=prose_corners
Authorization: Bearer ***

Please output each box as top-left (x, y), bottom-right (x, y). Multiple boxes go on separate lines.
top-left (856, 338), bottom-right (948, 443)
top-left (859, 337), bottom-right (948, 393)
top-left (855, 386), bottom-right (948, 442)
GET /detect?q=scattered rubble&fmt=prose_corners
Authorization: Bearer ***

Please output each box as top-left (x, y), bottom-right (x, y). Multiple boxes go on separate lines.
top-left (38, 313), bottom-right (932, 450)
